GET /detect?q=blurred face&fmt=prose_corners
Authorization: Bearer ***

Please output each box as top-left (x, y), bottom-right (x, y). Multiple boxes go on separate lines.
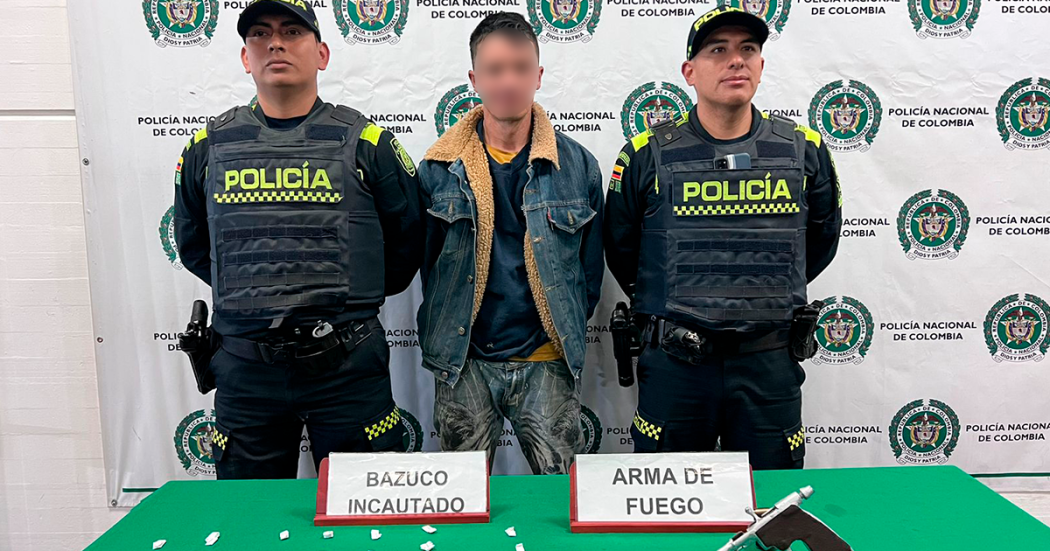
top-left (241, 14), bottom-right (330, 91)
top-left (682, 26), bottom-right (763, 110)
top-left (469, 32), bottom-right (543, 122)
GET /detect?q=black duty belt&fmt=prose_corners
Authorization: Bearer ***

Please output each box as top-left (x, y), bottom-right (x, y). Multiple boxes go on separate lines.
top-left (219, 317), bottom-right (380, 365)
top-left (644, 318), bottom-right (790, 355)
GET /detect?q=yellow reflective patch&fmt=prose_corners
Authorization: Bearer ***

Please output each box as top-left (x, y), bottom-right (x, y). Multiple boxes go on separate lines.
top-left (674, 203), bottom-right (801, 216)
top-left (360, 123), bottom-right (384, 147)
top-left (213, 191), bottom-right (343, 204)
top-left (365, 407), bottom-right (402, 441)
top-left (631, 131), bottom-right (651, 152)
top-left (193, 127), bottom-right (208, 145)
top-left (796, 123), bottom-right (821, 147)
top-left (633, 412), bottom-right (663, 441)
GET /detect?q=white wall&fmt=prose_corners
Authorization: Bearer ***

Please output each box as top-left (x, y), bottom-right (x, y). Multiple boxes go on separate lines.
top-left (0, 0), bottom-right (126, 549)
top-left (0, 1), bottom-right (1046, 550)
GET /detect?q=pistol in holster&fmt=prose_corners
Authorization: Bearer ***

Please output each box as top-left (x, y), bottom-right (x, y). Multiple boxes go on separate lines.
top-left (789, 300), bottom-right (826, 362)
top-left (178, 299), bottom-right (218, 395)
top-left (610, 301), bottom-right (643, 387)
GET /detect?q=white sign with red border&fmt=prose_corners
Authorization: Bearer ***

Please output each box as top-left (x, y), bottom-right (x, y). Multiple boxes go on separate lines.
top-left (571, 452), bottom-right (756, 533)
top-left (316, 451), bottom-right (489, 526)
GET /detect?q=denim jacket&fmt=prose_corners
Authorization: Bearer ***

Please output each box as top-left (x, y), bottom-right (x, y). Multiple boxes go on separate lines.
top-left (417, 103), bottom-right (604, 386)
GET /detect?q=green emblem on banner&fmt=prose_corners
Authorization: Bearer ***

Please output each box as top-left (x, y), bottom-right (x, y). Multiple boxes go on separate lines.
top-left (160, 205), bottom-right (183, 270)
top-left (812, 296), bottom-right (873, 366)
top-left (908, 0), bottom-right (980, 39)
top-left (808, 80), bottom-right (882, 153)
top-left (718, 0), bottom-right (792, 40)
top-left (175, 409), bottom-right (217, 476)
top-left (528, 0), bottom-right (602, 44)
top-left (996, 78), bottom-right (1050, 151)
top-left (579, 405), bottom-right (603, 453)
top-left (334, 0), bottom-right (409, 45)
top-left (620, 82), bottom-right (694, 140)
top-left (142, 0), bottom-right (218, 48)
top-left (896, 189), bottom-right (969, 261)
top-left (434, 84), bottom-right (483, 137)
top-left (984, 294), bottom-right (1049, 363)
top-left (889, 399), bottom-right (960, 465)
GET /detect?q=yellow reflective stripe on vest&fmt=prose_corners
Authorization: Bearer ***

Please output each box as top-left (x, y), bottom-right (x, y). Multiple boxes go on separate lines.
top-left (674, 203), bottom-right (801, 216)
top-left (213, 191), bottom-right (343, 203)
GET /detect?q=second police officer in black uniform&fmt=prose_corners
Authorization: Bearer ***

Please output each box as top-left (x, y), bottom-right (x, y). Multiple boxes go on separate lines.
top-left (174, 0), bottom-right (423, 479)
top-left (605, 6), bottom-right (842, 469)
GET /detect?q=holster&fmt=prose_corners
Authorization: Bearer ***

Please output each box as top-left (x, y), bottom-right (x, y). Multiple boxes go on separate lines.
top-left (179, 328), bottom-right (218, 395)
top-left (789, 300), bottom-right (826, 362)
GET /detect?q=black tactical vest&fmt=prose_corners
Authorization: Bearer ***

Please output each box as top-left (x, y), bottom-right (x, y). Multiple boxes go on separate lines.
top-left (635, 113), bottom-right (809, 333)
top-left (205, 103), bottom-right (383, 320)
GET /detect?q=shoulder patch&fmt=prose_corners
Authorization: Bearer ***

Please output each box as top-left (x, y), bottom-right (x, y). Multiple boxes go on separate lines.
top-left (390, 137), bottom-right (416, 177)
top-left (360, 123), bottom-right (384, 147)
top-left (174, 156), bottom-right (184, 187)
top-left (193, 127), bottom-right (208, 145)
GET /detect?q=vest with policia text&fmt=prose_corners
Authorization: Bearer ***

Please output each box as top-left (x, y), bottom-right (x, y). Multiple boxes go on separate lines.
top-left (205, 103), bottom-right (384, 320)
top-left (635, 112), bottom-right (810, 333)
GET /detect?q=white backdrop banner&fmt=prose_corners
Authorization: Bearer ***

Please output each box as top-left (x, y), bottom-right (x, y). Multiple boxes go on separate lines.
top-left (67, 0), bottom-right (1050, 507)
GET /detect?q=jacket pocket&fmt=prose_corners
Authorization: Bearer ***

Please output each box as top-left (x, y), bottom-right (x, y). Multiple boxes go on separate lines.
top-left (546, 203), bottom-right (596, 235)
top-left (427, 195), bottom-right (473, 224)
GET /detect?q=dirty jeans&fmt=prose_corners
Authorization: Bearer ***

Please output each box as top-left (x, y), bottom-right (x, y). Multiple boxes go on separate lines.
top-left (433, 357), bottom-right (581, 475)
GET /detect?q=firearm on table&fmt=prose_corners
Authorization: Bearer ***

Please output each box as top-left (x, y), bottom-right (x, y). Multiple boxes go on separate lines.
top-left (717, 486), bottom-right (853, 551)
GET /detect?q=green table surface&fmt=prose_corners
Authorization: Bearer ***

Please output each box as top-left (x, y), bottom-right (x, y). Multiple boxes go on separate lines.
top-left (87, 466), bottom-right (1050, 550)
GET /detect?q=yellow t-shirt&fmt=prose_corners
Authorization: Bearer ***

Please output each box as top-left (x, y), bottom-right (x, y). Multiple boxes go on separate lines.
top-left (486, 144), bottom-right (517, 164)
top-left (485, 145), bottom-right (563, 363)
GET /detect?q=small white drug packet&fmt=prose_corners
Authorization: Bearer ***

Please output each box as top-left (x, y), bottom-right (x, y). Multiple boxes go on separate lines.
top-left (205, 532), bottom-right (220, 546)
top-left (279, 530), bottom-right (290, 541)
top-left (422, 525), bottom-right (437, 534)
top-left (371, 529), bottom-right (382, 540)
top-left (322, 531), bottom-right (334, 539)
top-left (516, 544), bottom-right (526, 551)
top-left (420, 541), bottom-right (435, 551)
top-left (152, 540), bottom-right (166, 550)
top-left (505, 527), bottom-right (517, 537)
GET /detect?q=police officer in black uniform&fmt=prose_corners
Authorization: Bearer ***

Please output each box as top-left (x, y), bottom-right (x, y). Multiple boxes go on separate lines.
top-left (174, 0), bottom-right (423, 479)
top-left (605, 6), bottom-right (842, 470)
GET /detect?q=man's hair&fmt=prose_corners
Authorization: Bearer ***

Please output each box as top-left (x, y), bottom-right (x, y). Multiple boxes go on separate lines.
top-left (469, 12), bottom-right (539, 64)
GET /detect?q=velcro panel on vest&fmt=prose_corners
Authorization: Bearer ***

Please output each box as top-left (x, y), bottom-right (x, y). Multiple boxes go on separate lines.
top-left (220, 225), bottom-right (339, 241)
top-left (212, 126), bottom-right (261, 145)
top-left (305, 125), bottom-right (348, 142)
top-left (222, 293), bottom-right (345, 312)
top-left (223, 272), bottom-right (347, 290)
top-left (223, 249), bottom-right (341, 266)
top-left (755, 141), bottom-right (796, 159)
top-left (661, 144), bottom-right (716, 165)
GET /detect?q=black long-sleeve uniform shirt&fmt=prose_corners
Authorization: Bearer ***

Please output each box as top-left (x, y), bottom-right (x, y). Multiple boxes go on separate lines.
top-left (604, 105), bottom-right (843, 297)
top-left (173, 98), bottom-right (423, 339)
